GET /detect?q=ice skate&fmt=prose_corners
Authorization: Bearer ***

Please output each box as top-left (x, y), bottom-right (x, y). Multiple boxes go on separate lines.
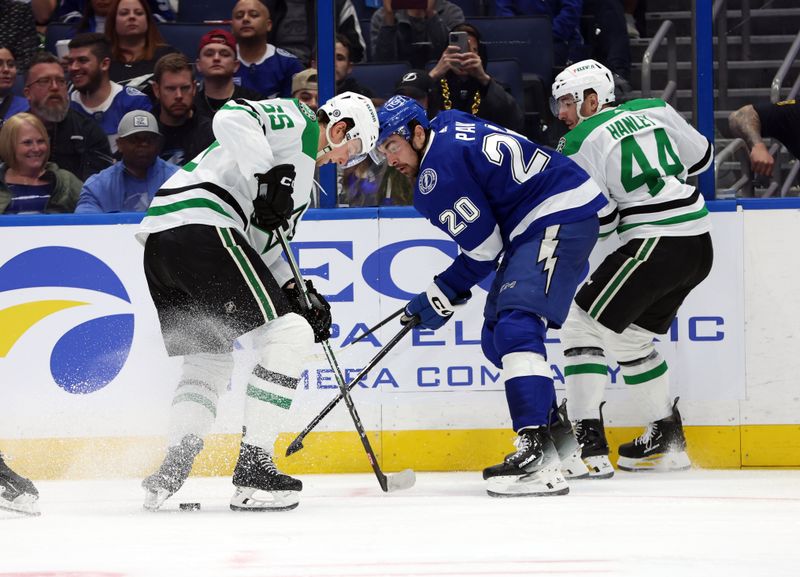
top-left (142, 434), bottom-right (204, 511)
top-left (549, 400), bottom-right (590, 479)
top-left (0, 453), bottom-right (40, 516)
top-left (617, 397), bottom-right (691, 472)
top-left (230, 443), bottom-right (302, 511)
top-left (574, 401), bottom-right (615, 479)
top-left (483, 428), bottom-right (569, 497)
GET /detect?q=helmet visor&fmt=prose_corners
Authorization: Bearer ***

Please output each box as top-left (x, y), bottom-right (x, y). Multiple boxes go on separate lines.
top-left (549, 93), bottom-right (577, 117)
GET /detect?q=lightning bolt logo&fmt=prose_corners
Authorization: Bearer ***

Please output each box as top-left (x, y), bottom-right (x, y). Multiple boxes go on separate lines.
top-left (537, 224), bottom-right (561, 295)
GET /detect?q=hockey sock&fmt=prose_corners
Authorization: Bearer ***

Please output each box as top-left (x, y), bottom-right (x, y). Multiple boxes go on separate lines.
top-left (564, 347), bottom-right (609, 421)
top-left (168, 353), bottom-right (233, 446)
top-left (243, 313), bottom-right (314, 451)
top-left (619, 350), bottom-right (672, 423)
top-left (502, 352), bottom-right (556, 431)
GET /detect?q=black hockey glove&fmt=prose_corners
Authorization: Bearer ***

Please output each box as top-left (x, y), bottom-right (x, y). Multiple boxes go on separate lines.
top-left (252, 164), bottom-right (296, 231)
top-left (283, 280), bottom-right (332, 343)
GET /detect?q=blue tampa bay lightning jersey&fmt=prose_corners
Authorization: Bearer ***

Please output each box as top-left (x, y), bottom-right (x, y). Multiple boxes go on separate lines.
top-left (415, 110), bottom-right (607, 294)
top-left (71, 83), bottom-right (152, 152)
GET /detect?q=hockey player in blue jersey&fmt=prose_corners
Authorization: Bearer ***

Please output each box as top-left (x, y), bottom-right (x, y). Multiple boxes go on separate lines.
top-left (373, 95), bottom-right (607, 496)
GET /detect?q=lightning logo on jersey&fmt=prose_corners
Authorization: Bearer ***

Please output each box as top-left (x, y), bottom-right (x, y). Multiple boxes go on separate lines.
top-left (537, 225), bottom-right (561, 295)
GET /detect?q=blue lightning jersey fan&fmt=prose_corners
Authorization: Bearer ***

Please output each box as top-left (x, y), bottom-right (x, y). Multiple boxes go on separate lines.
top-left (414, 110), bottom-right (607, 296)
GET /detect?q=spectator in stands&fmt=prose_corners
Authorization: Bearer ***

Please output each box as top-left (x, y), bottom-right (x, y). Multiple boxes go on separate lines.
top-left (428, 23), bottom-right (524, 133)
top-left (194, 29), bottom-right (263, 121)
top-left (0, 47), bottom-right (29, 126)
top-left (231, 0), bottom-right (305, 98)
top-left (371, 0), bottom-right (464, 70)
top-left (582, 0), bottom-right (632, 85)
top-left (25, 51), bottom-right (113, 180)
top-left (105, 0), bottom-right (179, 90)
top-left (291, 68), bottom-right (318, 112)
top-left (495, 0), bottom-right (583, 69)
top-left (624, 0), bottom-right (641, 39)
top-left (67, 32), bottom-right (152, 152)
top-left (75, 109), bottom-right (177, 212)
top-left (728, 99), bottom-right (800, 178)
top-left (332, 34), bottom-right (374, 99)
top-left (0, 0), bottom-right (40, 71)
top-left (266, 0), bottom-right (367, 65)
top-left (395, 69), bottom-right (432, 113)
top-left (57, 0), bottom-right (174, 31)
top-left (151, 53), bottom-right (214, 166)
top-left (0, 112), bottom-right (81, 214)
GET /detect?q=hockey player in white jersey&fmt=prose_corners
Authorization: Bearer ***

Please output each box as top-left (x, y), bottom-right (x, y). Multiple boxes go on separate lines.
top-left (552, 60), bottom-right (714, 475)
top-left (137, 92), bottom-right (378, 511)
top-left (0, 452), bottom-right (39, 516)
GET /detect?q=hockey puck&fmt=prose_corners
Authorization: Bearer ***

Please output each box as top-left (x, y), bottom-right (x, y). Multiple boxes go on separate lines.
top-left (179, 502), bottom-right (201, 511)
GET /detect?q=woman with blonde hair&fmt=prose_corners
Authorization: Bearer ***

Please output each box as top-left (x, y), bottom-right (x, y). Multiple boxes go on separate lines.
top-left (105, 0), bottom-right (177, 89)
top-left (0, 113), bottom-right (82, 214)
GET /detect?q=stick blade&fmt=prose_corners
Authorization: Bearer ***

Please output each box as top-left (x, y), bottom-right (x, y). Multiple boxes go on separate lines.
top-left (385, 468), bottom-right (416, 492)
top-left (285, 438), bottom-right (304, 457)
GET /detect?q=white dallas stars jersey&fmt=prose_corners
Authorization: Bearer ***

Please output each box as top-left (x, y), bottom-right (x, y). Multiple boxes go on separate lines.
top-left (136, 98), bottom-right (319, 285)
top-left (558, 98), bottom-right (713, 242)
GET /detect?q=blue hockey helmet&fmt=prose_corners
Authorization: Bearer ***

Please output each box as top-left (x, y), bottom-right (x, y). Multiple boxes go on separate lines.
top-left (370, 95), bottom-right (429, 163)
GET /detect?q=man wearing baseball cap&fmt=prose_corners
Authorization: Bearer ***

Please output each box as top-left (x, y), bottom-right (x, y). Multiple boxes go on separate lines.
top-left (75, 110), bottom-right (178, 213)
top-left (394, 69), bottom-right (433, 111)
top-left (291, 68), bottom-right (318, 112)
top-left (194, 28), bottom-right (263, 121)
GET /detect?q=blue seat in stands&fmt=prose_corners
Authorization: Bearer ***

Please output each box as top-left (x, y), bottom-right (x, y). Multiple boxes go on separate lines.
top-left (450, 0), bottom-right (485, 17)
top-left (486, 59), bottom-right (524, 105)
top-left (176, 0), bottom-right (236, 23)
top-left (466, 16), bottom-right (553, 85)
top-left (158, 23), bottom-right (223, 58)
top-left (44, 22), bottom-right (78, 55)
top-left (349, 61), bottom-right (411, 100)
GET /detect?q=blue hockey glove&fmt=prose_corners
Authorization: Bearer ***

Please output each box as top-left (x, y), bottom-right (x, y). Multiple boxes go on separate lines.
top-left (402, 277), bottom-right (471, 330)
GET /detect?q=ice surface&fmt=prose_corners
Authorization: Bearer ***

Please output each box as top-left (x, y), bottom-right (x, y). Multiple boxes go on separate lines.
top-left (1, 470), bottom-right (799, 577)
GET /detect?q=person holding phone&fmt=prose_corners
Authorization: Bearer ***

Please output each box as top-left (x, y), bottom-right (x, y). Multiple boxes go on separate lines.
top-left (370, 0), bottom-right (464, 69)
top-left (428, 23), bottom-right (524, 134)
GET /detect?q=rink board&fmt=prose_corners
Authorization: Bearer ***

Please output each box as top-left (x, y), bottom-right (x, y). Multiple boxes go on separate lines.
top-left (0, 203), bottom-right (798, 476)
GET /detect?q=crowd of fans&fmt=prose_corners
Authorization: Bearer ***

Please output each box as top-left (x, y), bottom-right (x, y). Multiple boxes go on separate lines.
top-left (0, 0), bottom-right (649, 213)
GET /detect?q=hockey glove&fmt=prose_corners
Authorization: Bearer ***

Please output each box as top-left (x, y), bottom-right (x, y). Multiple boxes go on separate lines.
top-left (252, 164), bottom-right (296, 231)
top-left (283, 280), bottom-right (332, 343)
top-left (403, 277), bottom-right (471, 330)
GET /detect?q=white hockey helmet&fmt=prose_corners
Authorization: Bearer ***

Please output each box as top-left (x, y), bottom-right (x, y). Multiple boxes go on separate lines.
top-left (551, 59), bottom-right (615, 123)
top-left (317, 91), bottom-right (379, 168)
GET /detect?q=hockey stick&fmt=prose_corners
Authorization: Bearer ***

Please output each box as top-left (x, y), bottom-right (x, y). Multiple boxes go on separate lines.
top-left (302, 307), bottom-right (405, 363)
top-left (276, 229), bottom-right (416, 493)
top-left (286, 320), bottom-right (416, 458)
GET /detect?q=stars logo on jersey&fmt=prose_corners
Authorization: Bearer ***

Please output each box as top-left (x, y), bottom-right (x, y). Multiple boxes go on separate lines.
top-left (297, 101), bottom-right (316, 122)
top-left (418, 168), bottom-right (438, 194)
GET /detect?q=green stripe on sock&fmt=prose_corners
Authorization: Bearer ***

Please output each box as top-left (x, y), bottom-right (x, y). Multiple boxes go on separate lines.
top-left (564, 363), bottom-right (608, 376)
top-left (622, 361), bottom-right (669, 385)
top-left (172, 393), bottom-right (217, 417)
top-left (246, 384), bottom-right (292, 409)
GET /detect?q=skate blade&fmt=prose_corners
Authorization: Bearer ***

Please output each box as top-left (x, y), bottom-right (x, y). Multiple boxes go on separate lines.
top-left (0, 493), bottom-right (41, 516)
top-left (560, 449), bottom-right (590, 479)
top-left (583, 455), bottom-right (615, 479)
top-left (617, 451), bottom-right (691, 472)
top-left (230, 486), bottom-right (300, 512)
top-left (386, 469), bottom-right (416, 492)
top-left (485, 467), bottom-right (570, 497)
top-left (143, 488), bottom-right (171, 511)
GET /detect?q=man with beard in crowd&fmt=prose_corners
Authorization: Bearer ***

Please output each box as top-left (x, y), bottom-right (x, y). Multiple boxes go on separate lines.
top-left (23, 52), bottom-right (113, 181)
top-left (66, 33), bottom-right (152, 152)
top-left (151, 53), bottom-right (214, 166)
